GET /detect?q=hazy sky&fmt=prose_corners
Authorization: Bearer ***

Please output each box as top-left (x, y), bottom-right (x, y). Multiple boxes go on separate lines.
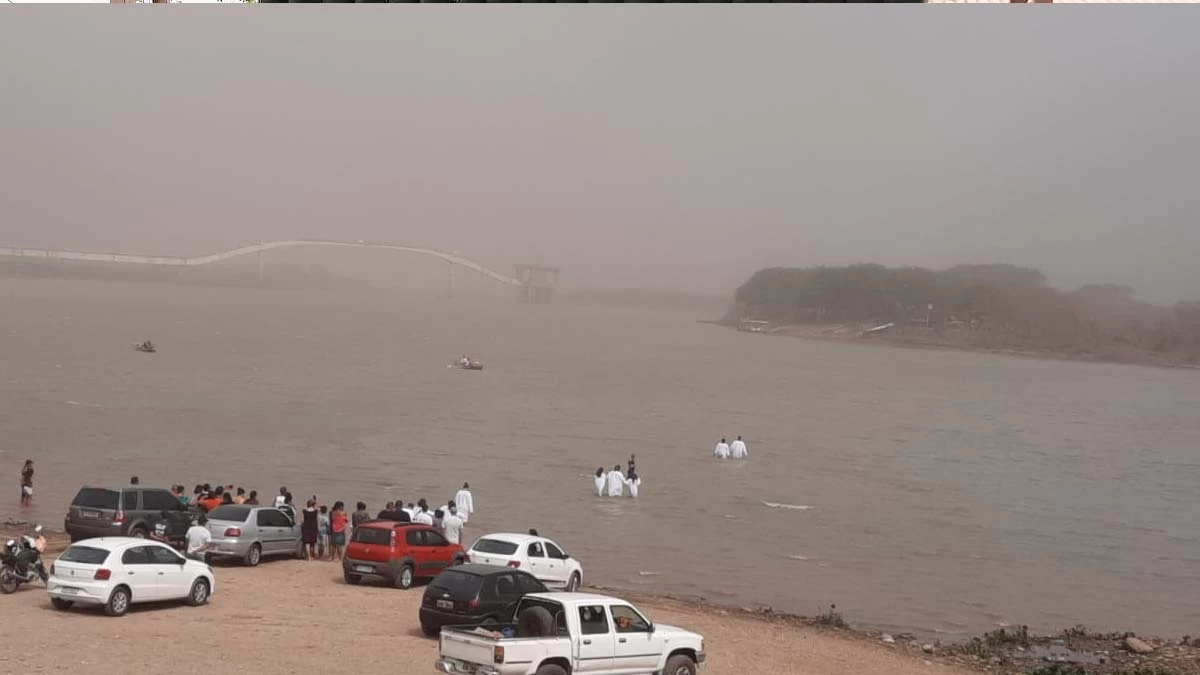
top-left (1, 10), bottom-right (1197, 300)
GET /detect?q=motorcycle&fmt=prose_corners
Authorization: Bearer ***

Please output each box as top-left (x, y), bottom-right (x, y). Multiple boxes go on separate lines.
top-left (0, 525), bottom-right (48, 594)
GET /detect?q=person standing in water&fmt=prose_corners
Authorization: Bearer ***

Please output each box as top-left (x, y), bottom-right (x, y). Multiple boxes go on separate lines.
top-left (19, 460), bottom-right (34, 507)
top-left (730, 436), bottom-right (748, 459)
top-left (625, 470), bottom-right (641, 498)
top-left (714, 438), bottom-right (731, 459)
top-left (627, 454), bottom-right (636, 476)
top-left (606, 464), bottom-right (625, 497)
top-left (593, 467), bottom-right (606, 497)
top-left (454, 483), bottom-right (474, 524)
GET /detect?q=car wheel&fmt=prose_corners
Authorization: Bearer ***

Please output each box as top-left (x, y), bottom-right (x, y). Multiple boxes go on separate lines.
top-left (129, 527), bottom-right (147, 539)
top-left (343, 572), bottom-right (361, 585)
top-left (664, 655), bottom-right (697, 675)
top-left (51, 597), bottom-right (74, 611)
top-left (244, 543), bottom-right (262, 567)
top-left (393, 564), bottom-right (415, 590)
top-left (534, 664), bottom-right (567, 675)
top-left (188, 578), bottom-right (210, 607)
top-left (566, 572), bottom-right (581, 592)
top-left (105, 586), bottom-right (131, 617)
top-left (421, 622), bottom-right (440, 637)
top-left (0, 567), bottom-right (18, 594)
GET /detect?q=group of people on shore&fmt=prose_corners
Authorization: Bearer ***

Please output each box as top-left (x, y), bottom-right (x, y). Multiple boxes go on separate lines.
top-left (594, 454), bottom-right (641, 498)
top-left (713, 436), bottom-right (749, 460)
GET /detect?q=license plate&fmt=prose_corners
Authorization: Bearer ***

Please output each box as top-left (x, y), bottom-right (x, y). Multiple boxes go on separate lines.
top-left (354, 565), bottom-right (373, 573)
top-left (60, 587), bottom-right (80, 595)
top-left (80, 510), bottom-right (100, 519)
top-left (437, 599), bottom-right (454, 610)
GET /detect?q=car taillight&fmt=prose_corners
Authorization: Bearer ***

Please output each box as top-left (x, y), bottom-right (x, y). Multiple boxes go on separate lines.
top-left (113, 511), bottom-right (126, 524)
top-left (507, 561), bottom-right (520, 569)
top-left (390, 530), bottom-right (396, 548)
top-left (94, 568), bottom-right (112, 581)
top-left (469, 595), bottom-right (480, 610)
top-left (224, 527), bottom-right (242, 537)
top-left (493, 646), bottom-right (505, 664)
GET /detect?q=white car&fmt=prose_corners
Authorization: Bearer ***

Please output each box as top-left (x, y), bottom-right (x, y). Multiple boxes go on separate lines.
top-left (47, 537), bottom-right (215, 617)
top-left (466, 533), bottom-right (583, 592)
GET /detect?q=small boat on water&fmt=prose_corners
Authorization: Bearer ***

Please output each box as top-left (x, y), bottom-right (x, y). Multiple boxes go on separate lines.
top-left (448, 357), bottom-right (483, 370)
top-left (133, 340), bottom-right (156, 353)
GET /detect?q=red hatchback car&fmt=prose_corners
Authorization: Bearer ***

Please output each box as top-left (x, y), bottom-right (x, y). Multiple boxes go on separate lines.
top-left (342, 522), bottom-right (466, 589)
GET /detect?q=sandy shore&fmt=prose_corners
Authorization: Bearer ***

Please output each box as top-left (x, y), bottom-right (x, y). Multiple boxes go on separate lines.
top-left (0, 533), bottom-right (975, 675)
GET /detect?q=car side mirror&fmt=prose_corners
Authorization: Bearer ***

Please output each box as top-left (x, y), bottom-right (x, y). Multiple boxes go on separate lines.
top-left (648, 622), bottom-right (655, 633)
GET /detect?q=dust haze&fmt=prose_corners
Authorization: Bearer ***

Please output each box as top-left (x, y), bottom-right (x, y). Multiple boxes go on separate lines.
top-left (0, 11), bottom-right (1197, 302)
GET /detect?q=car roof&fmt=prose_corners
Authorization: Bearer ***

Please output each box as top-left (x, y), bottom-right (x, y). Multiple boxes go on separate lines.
top-left (442, 563), bottom-right (534, 578)
top-left (527, 592), bottom-right (616, 604)
top-left (77, 485), bottom-right (169, 492)
top-left (65, 537), bottom-right (173, 551)
top-left (473, 533), bottom-right (549, 545)
top-left (361, 520), bottom-right (426, 529)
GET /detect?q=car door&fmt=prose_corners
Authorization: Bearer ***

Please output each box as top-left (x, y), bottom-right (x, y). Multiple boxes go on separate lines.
top-left (525, 540), bottom-right (549, 585)
top-left (404, 528), bottom-right (428, 572)
top-left (421, 529), bottom-right (454, 573)
top-left (573, 603), bottom-right (615, 673)
top-left (608, 603), bottom-right (662, 673)
top-left (490, 573), bottom-right (523, 619)
top-left (255, 509), bottom-right (288, 554)
top-left (119, 545), bottom-right (161, 601)
top-left (541, 540), bottom-right (568, 588)
top-left (147, 543), bottom-right (190, 599)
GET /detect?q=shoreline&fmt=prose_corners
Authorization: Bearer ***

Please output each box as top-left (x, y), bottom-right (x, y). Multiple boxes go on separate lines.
top-left (7, 527), bottom-right (1196, 674)
top-left (717, 321), bottom-right (1200, 371)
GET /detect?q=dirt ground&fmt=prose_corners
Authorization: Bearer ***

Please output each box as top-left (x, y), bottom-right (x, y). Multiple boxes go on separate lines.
top-left (0, 541), bottom-right (977, 675)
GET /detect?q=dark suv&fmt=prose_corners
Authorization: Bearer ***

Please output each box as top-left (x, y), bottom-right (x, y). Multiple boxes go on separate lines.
top-left (419, 564), bottom-right (548, 636)
top-left (64, 485), bottom-right (194, 545)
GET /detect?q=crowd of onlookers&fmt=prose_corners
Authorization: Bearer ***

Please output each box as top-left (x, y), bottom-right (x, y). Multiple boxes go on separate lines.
top-left (172, 479), bottom-right (476, 562)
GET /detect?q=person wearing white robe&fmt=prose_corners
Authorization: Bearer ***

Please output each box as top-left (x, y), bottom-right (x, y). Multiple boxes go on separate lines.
top-left (625, 471), bottom-right (641, 498)
top-left (714, 439), bottom-right (731, 459)
top-left (593, 467), bottom-right (607, 497)
top-left (730, 436), bottom-right (748, 459)
top-left (454, 482), bottom-right (474, 524)
top-left (606, 465), bottom-right (625, 497)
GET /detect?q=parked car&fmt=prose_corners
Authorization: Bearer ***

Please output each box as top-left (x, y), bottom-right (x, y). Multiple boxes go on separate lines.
top-left (64, 486), bottom-right (194, 545)
top-left (436, 592), bottom-right (706, 675)
top-left (419, 563), bottom-right (548, 636)
top-left (342, 522), bottom-right (465, 589)
top-left (467, 533), bottom-right (583, 592)
top-left (203, 505), bottom-right (303, 566)
top-left (46, 537), bottom-right (215, 617)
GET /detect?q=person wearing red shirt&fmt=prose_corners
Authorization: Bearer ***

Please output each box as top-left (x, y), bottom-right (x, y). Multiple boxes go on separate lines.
top-left (329, 501), bottom-right (349, 561)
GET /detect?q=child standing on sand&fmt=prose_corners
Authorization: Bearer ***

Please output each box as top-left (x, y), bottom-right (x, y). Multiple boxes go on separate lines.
top-left (317, 505), bottom-right (331, 560)
top-left (329, 501), bottom-right (349, 561)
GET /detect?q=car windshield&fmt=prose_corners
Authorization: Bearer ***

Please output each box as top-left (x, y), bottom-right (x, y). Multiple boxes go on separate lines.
top-left (71, 488), bottom-right (119, 510)
top-left (207, 505), bottom-right (251, 522)
top-left (352, 527), bottom-right (392, 545)
top-left (430, 570), bottom-right (484, 598)
top-left (58, 545), bottom-right (111, 565)
top-left (471, 538), bottom-right (519, 555)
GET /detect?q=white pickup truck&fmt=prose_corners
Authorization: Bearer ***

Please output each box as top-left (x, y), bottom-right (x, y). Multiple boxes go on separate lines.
top-left (435, 592), bottom-right (706, 675)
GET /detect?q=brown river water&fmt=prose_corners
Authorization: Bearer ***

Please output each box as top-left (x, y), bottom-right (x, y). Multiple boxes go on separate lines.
top-left (2, 278), bottom-right (1198, 639)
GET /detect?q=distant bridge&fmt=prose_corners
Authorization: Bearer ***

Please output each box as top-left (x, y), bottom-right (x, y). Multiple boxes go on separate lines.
top-left (0, 240), bottom-right (560, 302)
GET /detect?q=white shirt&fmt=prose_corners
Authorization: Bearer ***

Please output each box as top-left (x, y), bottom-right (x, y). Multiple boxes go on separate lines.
top-left (186, 525), bottom-right (211, 555)
top-left (714, 442), bottom-right (730, 459)
top-left (625, 476), bottom-right (641, 498)
top-left (593, 474), bottom-right (606, 496)
top-left (731, 439), bottom-right (748, 458)
top-left (454, 489), bottom-right (474, 522)
top-left (273, 495), bottom-right (286, 507)
top-left (606, 470), bottom-right (625, 497)
top-left (413, 510), bottom-right (434, 526)
top-left (441, 514), bottom-right (464, 544)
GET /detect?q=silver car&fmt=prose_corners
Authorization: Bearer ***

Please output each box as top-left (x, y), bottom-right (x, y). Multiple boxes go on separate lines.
top-left (204, 505), bottom-right (304, 566)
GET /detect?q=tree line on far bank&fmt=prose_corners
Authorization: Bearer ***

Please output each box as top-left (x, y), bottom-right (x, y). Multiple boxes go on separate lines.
top-left (729, 263), bottom-right (1200, 359)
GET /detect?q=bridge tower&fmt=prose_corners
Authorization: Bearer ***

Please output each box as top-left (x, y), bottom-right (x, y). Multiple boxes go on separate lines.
top-left (514, 265), bottom-right (560, 304)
